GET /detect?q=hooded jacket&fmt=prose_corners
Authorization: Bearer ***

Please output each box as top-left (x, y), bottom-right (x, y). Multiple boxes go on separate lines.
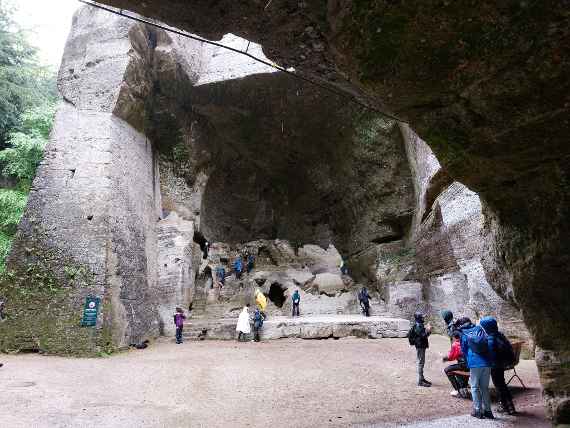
top-left (236, 307), bottom-right (251, 334)
top-left (460, 318), bottom-right (496, 369)
top-left (481, 316), bottom-right (514, 368)
top-left (411, 312), bottom-right (430, 349)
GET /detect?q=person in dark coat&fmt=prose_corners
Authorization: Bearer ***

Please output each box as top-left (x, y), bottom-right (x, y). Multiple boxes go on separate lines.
top-left (247, 254), bottom-right (255, 274)
top-left (358, 287), bottom-right (371, 317)
top-left (484, 317), bottom-right (517, 415)
top-left (441, 309), bottom-right (456, 338)
top-left (409, 312), bottom-right (432, 387)
top-left (253, 308), bottom-right (263, 342)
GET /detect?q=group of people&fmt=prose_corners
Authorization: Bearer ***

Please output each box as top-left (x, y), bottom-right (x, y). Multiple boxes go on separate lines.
top-left (203, 251), bottom-right (256, 290)
top-left (409, 310), bottom-right (518, 419)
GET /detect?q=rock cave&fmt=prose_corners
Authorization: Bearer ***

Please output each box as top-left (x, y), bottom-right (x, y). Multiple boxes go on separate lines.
top-left (0, 1), bottom-right (568, 424)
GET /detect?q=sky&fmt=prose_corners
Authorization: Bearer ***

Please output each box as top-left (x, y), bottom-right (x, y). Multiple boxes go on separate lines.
top-left (11, 0), bottom-right (79, 68)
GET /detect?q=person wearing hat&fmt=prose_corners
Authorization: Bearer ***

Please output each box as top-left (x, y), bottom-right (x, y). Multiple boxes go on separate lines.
top-left (408, 312), bottom-right (432, 387)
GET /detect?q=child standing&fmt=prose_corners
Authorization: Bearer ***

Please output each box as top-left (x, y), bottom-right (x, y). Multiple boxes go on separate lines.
top-left (174, 307), bottom-right (186, 344)
top-left (408, 312), bottom-right (432, 387)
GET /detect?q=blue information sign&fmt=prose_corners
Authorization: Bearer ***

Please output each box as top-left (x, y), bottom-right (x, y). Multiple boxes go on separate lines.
top-left (81, 296), bottom-right (100, 327)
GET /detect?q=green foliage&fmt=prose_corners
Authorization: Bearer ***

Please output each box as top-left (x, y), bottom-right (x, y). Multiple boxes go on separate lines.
top-left (0, 188), bottom-right (26, 235)
top-left (0, 130), bottom-right (47, 185)
top-left (0, 0), bottom-right (57, 147)
top-left (0, 231), bottom-right (11, 272)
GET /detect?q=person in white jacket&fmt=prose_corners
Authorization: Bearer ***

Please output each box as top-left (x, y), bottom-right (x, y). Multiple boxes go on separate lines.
top-left (236, 304), bottom-right (251, 341)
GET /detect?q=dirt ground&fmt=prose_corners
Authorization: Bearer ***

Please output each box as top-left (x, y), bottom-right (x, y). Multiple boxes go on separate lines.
top-left (0, 335), bottom-right (548, 428)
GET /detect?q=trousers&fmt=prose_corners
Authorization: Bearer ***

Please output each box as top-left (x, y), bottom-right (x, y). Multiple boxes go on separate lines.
top-left (444, 363), bottom-right (468, 390)
top-left (416, 347), bottom-right (426, 382)
top-left (470, 366), bottom-right (492, 412)
top-left (175, 326), bottom-right (183, 344)
top-left (292, 303), bottom-right (300, 316)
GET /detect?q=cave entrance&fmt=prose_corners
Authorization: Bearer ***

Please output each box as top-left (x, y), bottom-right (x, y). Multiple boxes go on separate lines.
top-left (267, 282), bottom-right (286, 308)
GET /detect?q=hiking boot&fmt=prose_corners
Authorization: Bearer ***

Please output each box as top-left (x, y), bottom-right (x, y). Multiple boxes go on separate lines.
top-left (496, 403), bottom-right (507, 414)
top-left (483, 411), bottom-right (495, 419)
top-left (423, 379), bottom-right (432, 386)
top-left (418, 380), bottom-right (431, 387)
top-left (470, 410), bottom-right (483, 419)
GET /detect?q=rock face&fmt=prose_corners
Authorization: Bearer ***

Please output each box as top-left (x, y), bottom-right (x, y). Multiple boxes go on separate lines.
top-left (93, 1), bottom-right (570, 422)
top-left (3, 3), bottom-right (562, 421)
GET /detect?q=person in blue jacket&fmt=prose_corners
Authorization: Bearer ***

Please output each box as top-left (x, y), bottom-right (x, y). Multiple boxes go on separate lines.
top-left (461, 317), bottom-right (496, 419)
top-left (234, 256), bottom-right (243, 280)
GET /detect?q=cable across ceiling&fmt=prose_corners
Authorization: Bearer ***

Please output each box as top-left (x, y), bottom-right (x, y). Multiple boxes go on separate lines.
top-left (77, 0), bottom-right (407, 124)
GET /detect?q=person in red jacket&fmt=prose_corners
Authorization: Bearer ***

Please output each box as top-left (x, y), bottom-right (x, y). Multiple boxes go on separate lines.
top-left (443, 331), bottom-right (469, 398)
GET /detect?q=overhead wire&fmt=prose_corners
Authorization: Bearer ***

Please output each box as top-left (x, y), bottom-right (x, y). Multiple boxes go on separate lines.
top-left (77, 0), bottom-right (407, 123)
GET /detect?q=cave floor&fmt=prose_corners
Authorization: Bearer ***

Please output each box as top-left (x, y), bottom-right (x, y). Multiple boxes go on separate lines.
top-left (0, 335), bottom-right (548, 428)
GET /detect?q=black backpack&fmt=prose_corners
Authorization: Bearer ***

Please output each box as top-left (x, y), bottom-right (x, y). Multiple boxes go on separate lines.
top-left (495, 333), bottom-right (516, 366)
top-left (407, 326), bottom-right (416, 346)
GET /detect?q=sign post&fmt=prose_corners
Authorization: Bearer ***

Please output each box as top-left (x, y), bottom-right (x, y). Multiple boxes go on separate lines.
top-left (81, 296), bottom-right (100, 327)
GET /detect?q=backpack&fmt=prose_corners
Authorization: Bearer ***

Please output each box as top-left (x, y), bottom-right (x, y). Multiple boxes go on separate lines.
top-left (467, 327), bottom-right (489, 354)
top-left (495, 333), bottom-right (516, 366)
top-left (407, 326), bottom-right (416, 346)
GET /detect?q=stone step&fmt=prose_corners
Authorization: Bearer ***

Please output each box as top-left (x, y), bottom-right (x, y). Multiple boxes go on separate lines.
top-left (183, 315), bottom-right (409, 341)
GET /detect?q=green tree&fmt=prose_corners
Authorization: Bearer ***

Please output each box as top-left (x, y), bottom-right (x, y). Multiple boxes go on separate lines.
top-left (0, 0), bottom-right (57, 147)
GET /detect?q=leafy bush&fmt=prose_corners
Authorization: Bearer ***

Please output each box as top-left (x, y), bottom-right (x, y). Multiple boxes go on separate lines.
top-left (0, 131), bottom-right (46, 185)
top-left (0, 188), bottom-right (27, 235)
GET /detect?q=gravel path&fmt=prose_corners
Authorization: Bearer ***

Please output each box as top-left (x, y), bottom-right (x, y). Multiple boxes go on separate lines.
top-left (0, 335), bottom-right (548, 427)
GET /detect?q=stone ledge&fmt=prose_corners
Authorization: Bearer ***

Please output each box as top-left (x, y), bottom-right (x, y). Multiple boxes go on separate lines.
top-left (183, 315), bottom-right (410, 341)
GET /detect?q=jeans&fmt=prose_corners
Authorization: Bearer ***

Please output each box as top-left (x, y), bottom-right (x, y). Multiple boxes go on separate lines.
top-left (491, 368), bottom-right (513, 407)
top-left (292, 303), bottom-right (300, 317)
top-left (175, 326), bottom-right (183, 344)
top-left (444, 363), bottom-right (468, 390)
top-left (470, 366), bottom-right (492, 412)
top-left (416, 347), bottom-right (426, 382)
top-left (253, 326), bottom-right (260, 342)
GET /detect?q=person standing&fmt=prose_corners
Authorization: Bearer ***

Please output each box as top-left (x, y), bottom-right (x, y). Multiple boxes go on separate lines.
top-left (247, 254), bottom-right (255, 274)
top-left (173, 307), bottom-right (186, 344)
top-left (358, 286), bottom-right (371, 317)
top-left (441, 309), bottom-right (456, 339)
top-left (253, 308), bottom-right (264, 342)
top-left (443, 331), bottom-right (469, 397)
top-left (236, 304), bottom-right (251, 341)
top-left (461, 317), bottom-right (496, 419)
top-left (254, 289), bottom-right (267, 320)
top-left (234, 256), bottom-right (243, 280)
top-left (408, 312), bottom-right (432, 387)
top-left (484, 317), bottom-right (517, 415)
top-left (291, 289), bottom-right (301, 317)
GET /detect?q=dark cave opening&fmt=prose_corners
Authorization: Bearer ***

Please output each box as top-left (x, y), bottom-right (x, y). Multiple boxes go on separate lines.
top-left (267, 282), bottom-right (286, 308)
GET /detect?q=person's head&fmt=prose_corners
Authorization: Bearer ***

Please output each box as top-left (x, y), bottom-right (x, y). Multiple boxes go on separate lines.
top-left (176, 307), bottom-right (183, 313)
top-left (452, 331), bottom-right (461, 341)
top-left (246, 303), bottom-right (250, 308)
top-left (456, 316), bottom-right (472, 327)
top-left (414, 312), bottom-right (425, 323)
top-left (441, 310), bottom-right (454, 324)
